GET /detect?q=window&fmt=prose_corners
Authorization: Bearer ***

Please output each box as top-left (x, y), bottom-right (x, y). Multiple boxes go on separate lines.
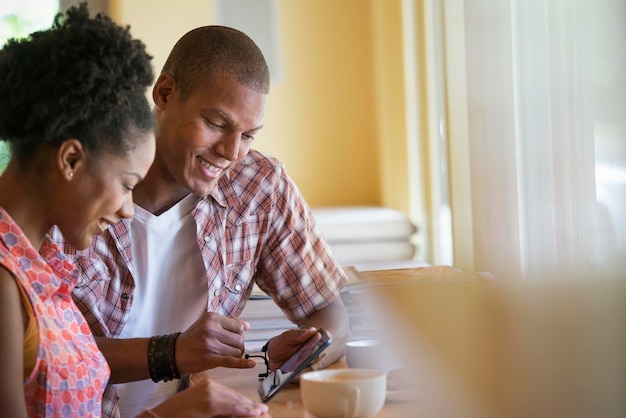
top-left (0, 0), bottom-right (59, 172)
top-left (441, 0), bottom-right (626, 279)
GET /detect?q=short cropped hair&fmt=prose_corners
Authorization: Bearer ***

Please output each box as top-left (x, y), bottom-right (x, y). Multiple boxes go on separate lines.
top-left (0, 3), bottom-right (154, 165)
top-left (161, 25), bottom-right (270, 98)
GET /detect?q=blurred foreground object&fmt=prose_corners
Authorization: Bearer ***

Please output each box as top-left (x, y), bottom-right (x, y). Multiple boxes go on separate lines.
top-left (359, 262), bottom-right (626, 418)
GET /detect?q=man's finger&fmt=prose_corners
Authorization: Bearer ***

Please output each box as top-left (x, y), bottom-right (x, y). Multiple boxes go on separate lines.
top-left (218, 355), bottom-right (257, 369)
top-left (221, 316), bottom-right (249, 333)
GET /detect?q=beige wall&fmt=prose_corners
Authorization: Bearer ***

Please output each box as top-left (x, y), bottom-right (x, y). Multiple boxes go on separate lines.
top-left (370, 0), bottom-right (413, 217)
top-left (110, 0), bottom-right (215, 76)
top-left (259, 1), bottom-right (381, 207)
top-left (110, 0), bottom-right (412, 211)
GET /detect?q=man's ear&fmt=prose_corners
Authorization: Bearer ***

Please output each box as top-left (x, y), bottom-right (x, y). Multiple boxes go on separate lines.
top-left (153, 73), bottom-right (177, 110)
top-left (57, 139), bottom-right (85, 181)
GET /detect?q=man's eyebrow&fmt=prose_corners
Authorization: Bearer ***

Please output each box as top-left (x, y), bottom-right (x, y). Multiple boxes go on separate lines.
top-left (247, 124), bottom-right (264, 134)
top-left (212, 109), bottom-right (264, 132)
top-left (211, 109), bottom-right (233, 124)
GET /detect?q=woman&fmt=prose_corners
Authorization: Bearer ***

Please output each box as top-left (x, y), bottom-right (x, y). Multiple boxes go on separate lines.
top-left (0, 4), bottom-right (267, 418)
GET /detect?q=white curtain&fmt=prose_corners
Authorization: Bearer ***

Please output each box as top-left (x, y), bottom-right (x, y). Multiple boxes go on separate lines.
top-left (446, 0), bottom-right (626, 280)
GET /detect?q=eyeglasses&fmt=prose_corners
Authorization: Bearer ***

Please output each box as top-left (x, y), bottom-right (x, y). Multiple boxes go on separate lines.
top-left (247, 348), bottom-right (292, 402)
top-left (244, 343), bottom-right (271, 381)
top-left (244, 344), bottom-right (287, 399)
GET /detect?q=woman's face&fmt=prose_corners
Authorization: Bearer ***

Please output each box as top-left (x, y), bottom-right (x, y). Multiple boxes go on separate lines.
top-left (58, 132), bottom-right (155, 250)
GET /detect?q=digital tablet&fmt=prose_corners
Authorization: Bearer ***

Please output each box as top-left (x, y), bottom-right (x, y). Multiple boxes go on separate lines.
top-left (258, 328), bottom-right (332, 402)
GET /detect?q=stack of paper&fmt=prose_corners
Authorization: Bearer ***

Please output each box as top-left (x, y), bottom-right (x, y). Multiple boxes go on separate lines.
top-left (240, 290), bottom-right (296, 354)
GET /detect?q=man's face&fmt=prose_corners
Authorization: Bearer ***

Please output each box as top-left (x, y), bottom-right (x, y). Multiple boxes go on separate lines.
top-left (153, 72), bottom-right (268, 198)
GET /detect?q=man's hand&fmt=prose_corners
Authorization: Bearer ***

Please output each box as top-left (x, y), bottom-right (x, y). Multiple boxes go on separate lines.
top-left (266, 327), bottom-right (320, 371)
top-left (176, 311), bottom-right (256, 374)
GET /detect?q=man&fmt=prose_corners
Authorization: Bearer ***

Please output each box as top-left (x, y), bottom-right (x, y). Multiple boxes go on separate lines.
top-left (53, 25), bottom-right (350, 418)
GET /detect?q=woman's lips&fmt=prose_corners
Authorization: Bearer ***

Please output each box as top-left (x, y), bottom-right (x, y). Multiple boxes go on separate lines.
top-left (96, 221), bottom-right (110, 235)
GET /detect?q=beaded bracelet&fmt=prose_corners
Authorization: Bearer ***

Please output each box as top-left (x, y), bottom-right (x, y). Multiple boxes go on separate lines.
top-left (148, 332), bottom-right (182, 382)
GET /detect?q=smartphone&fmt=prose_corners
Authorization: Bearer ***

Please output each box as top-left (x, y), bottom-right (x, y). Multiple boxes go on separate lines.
top-left (258, 328), bottom-right (332, 402)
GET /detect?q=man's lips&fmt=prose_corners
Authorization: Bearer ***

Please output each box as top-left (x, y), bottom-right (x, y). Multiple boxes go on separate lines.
top-left (197, 156), bottom-right (227, 179)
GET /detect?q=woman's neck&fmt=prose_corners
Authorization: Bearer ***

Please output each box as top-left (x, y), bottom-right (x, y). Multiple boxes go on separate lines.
top-left (0, 166), bottom-right (49, 250)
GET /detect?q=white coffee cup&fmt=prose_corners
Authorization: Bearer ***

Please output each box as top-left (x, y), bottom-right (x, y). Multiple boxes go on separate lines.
top-left (345, 339), bottom-right (401, 372)
top-left (300, 368), bottom-right (386, 418)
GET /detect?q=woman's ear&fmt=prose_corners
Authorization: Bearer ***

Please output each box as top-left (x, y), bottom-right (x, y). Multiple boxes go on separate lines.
top-left (152, 73), bottom-right (176, 110)
top-left (57, 139), bottom-right (85, 181)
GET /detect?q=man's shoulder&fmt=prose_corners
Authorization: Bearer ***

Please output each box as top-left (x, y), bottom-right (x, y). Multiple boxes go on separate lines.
top-left (48, 223), bottom-right (127, 262)
top-left (238, 149), bottom-right (283, 169)
top-left (212, 150), bottom-right (293, 212)
top-left (226, 149), bottom-right (286, 184)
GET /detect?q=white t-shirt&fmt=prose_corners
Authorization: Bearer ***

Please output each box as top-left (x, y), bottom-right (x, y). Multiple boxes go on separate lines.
top-left (117, 194), bottom-right (208, 418)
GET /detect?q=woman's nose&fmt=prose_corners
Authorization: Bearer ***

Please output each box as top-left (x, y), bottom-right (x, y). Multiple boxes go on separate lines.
top-left (118, 194), bottom-right (135, 219)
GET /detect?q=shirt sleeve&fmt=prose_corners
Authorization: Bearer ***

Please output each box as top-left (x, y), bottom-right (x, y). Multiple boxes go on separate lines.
top-left (254, 163), bottom-right (348, 323)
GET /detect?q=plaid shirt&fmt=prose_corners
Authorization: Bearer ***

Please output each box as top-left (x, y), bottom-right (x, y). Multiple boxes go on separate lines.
top-left (50, 149), bottom-right (347, 418)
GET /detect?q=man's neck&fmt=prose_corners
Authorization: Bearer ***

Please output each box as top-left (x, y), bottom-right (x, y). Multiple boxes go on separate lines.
top-left (133, 175), bottom-right (192, 216)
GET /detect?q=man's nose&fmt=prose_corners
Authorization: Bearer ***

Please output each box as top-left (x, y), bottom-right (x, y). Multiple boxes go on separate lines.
top-left (215, 132), bottom-right (241, 161)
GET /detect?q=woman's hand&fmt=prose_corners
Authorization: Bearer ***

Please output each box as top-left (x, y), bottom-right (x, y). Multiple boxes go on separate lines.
top-left (141, 378), bottom-right (268, 418)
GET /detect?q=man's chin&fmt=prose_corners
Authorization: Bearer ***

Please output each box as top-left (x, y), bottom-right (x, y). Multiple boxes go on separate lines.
top-left (188, 180), bottom-right (218, 198)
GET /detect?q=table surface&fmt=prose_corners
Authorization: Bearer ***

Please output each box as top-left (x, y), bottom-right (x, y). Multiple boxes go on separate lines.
top-left (202, 358), bottom-right (417, 418)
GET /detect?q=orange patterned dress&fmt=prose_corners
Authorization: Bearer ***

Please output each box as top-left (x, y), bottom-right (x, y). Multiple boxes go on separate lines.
top-left (0, 209), bottom-right (110, 417)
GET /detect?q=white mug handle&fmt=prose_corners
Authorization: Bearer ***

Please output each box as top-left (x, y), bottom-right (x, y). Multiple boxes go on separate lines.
top-left (344, 386), bottom-right (360, 418)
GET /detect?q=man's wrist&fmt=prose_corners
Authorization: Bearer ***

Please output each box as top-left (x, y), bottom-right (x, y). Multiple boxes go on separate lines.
top-left (148, 332), bottom-right (182, 382)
